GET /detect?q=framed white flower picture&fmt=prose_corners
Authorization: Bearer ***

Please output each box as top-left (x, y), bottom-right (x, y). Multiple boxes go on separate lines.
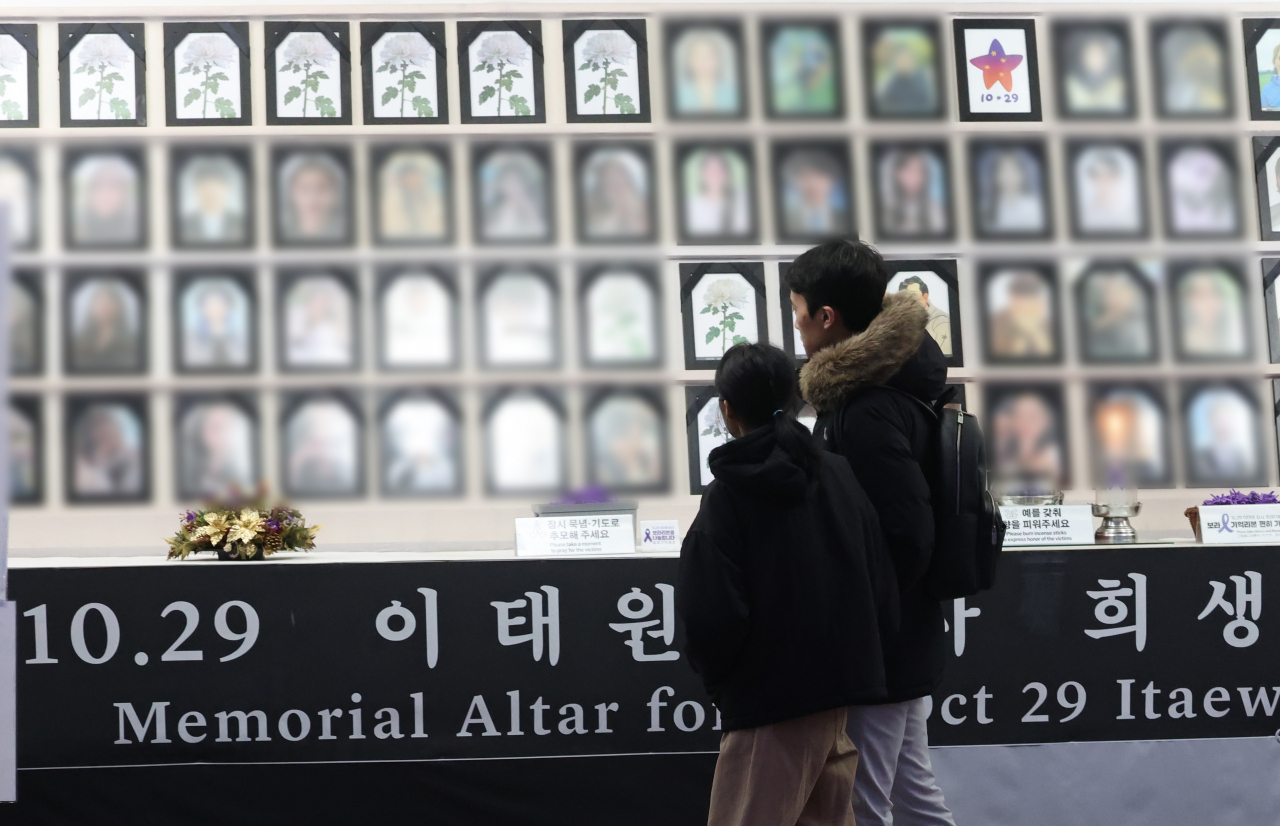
top-left (59, 23), bottom-right (145, 127)
top-left (684, 385), bottom-right (730, 493)
top-left (0, 25), bottom-right (38, 128)
top-left (457, 21), bottom-right (545, 124)
top-left (265, 22), bottom-right (352, 126)
top-left (361, 22), bottom-right (447, 125)
top-left (679, 262), bottom-right (768, 370)
top-left (563, 20), bottom-right (650, 124)
top-left (163, 22), bottom-right (251, 127)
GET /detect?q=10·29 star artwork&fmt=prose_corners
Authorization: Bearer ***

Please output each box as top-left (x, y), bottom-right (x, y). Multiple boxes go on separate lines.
top-left (957, 22), bottom-right (1037, 118)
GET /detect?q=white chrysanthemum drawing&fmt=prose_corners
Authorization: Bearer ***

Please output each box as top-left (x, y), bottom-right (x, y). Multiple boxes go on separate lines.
top-left (375, 33), bottom-right (435, 118)
top-left (0, 36), bottom-right (25, 72)
top-left (77, 35), bottom-right (132, 70)
top-left (577, 31), bottom-right (637, 115)
top-left (278, 32), bottom-right (339, 118)
top-left (580, 32), bottom-right (633, 65)
top-left (281, 33), bottom-right (335, 68)
top-left (379, 33), bottom-right (433, 66)
top-left (72, 34), bottom-right (133, 120)
top-left (475, 33), bottom-right (528, 67)
top-left (701, 278), bottom-right (751, 355)
top-left (178, 34), bottom-right (239, 119)
top-left (182, 34), bottom-right (236, 70)
top-left (703, 278), bottom-right (748, 309)
top-left (0, 36), bottom-right (26, 120)
top-left (471, 32), bottom-right (533, 117)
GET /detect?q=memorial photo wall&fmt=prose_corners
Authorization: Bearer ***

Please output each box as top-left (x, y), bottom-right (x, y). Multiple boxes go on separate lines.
top-left (2, 10), bottom-right (1280, 519)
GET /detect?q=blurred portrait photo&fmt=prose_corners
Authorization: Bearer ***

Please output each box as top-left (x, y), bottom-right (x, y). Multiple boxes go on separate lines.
top-left (1171, 264), bottom-right (1249, 361)
top-left (381, 393), bottom-right (460, 495)
top-left (0, 151), bottom-right (36, 250)
top-left (1077, 263), bottom-right (1156, 362)
top-left (1154, 22), bottom-right (1229, 117)
top-left (1090, 385), bottom-right (1170, 486)
top-left (374, 147), bottom-right (449, 244)
top-left (1185, 384), bottom-right (1263, 486)
top-left (486, 391), bottom-right (564, 493)
top-left (10, 273), bottom-right (40, 375)
top-left (986, 385), bottom-right (1067, 489)
top-left (774, 143), bottom-right (851, 241)
top-left (10, 398), bottom-right (40, 503)
top-left (764, 21), bottom-right (840, 118)
top-left (1056, 22), bottom-right (1132, 117)
top-left (865, 22), bottom-right (939, 118)
top-left (1069, 142), bottom-right (1145, 237)
top-left (65, 273), bottom-right (144, 374)
top-left (971, 142), bottom-right (1049, 238)
top-left (274, 148), bottom-right (350, 246)
top-left (68, 398), bottom-right (146, 501)
top-left (677, 144), bottom-right (755, 242)
top-left (67, 151), bottom-right (143, 248)
top-left (982, 265), bottom-right (1059, 363)
top-left (582, 267), bottom-right (660, 366)
top-left (480, 268), bottom-right (557, 367)
top-left (283, 396), bottom-right (361, 497)
top-left (1163, 143), bottom-right (1239, 237)
top-left (475, 145), bottom-right (552, 244)
top-left (872, 143), bottom-right (950, 240)
top-left (887, 270), bottom-right (952, 356)
top-left (667, 22), bottom-right (742, 118)
top-left (587, 391), bottom-right (666, 490)
top-left (176, 273), bottom-right (253, 372)
top-left (280, 271), bottom-right (356, 370)
top-left (177, 397), bottom-right (257, 500)
top-left (576, 143), bottom-right (653, 243)
top-left (380, 269), bottom-right (455, 369)
top-left (173, 150), bottom-right (250, 247)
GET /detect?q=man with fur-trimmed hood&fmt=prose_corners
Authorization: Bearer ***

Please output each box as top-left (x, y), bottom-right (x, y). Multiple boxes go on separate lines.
top-left (788, 240), bottom-right (956, 826)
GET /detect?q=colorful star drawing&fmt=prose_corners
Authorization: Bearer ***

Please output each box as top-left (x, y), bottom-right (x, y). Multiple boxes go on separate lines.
top-left (969, 39), bottom-right (1023, 93)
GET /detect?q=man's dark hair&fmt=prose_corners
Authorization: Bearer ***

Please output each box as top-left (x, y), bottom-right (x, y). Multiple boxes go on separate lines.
top-left (899, 275), bottom-right (928, 295)
top-left (783, 239), bottom-right (889, 334)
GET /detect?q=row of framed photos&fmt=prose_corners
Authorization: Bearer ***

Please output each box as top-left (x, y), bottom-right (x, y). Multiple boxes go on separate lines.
top-left (7, 385), bottom-right (670, 505)
top-left (687, 378), bottom-right (1280, 495)
top-left (9, 134), bottom-right (1280, 253)
top-left (10, 18), bottom-right (1280, 127)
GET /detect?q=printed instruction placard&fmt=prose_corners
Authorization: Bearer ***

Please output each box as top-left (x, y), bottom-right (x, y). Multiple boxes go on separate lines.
top-left (1198, 505), bottom-right (1280, 544)
top-left (1000, 505), bottom-right (1095, 546)
top-left (515, 515), bottom-right (636, 557)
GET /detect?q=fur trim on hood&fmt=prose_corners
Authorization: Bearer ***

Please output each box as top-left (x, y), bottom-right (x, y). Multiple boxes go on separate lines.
top-left (800, 292), bottom-right (927, 412)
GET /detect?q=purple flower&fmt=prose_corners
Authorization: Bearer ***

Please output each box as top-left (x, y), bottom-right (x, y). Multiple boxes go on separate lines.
top-left (552, 485), bottom-right (614, 506)
top-left (1202, 489), bottom-right (1280, 506)
top-left (265, 519), bottom-right (281, 532)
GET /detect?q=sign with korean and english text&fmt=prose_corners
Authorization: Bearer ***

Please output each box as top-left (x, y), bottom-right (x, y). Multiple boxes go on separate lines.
top-left (1198, 505), bottom-right (1280, 544)
top-left (1000, 505), bottom-right (1095, 546)
top-left (515, 515), bottom-right (636, 557)
top-left (639, 520), bottom-right (681, 552)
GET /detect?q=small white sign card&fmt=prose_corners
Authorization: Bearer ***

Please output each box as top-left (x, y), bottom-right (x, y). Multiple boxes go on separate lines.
top-left (1198, 505), bottom-right (1280, 544)
top-left (639, 520), bottom-right (680, 551)
top-left (516, 514), bottom-right (636, 557)
top-left (1000, 504), bottom-right (1094, 546)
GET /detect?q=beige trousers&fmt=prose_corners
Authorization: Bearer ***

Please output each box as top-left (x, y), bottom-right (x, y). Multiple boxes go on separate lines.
top-left (707, 707), bottom-right (859, 826)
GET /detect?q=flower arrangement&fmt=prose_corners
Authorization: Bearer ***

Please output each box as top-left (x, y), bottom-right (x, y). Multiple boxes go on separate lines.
top-left (166, 489), bottom-right (321, 560)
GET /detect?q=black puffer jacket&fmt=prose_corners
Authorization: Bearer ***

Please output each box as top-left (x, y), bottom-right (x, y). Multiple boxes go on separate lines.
top-left (677, 423), bottom-right (895, 731)
top-left (801, 292), bottom-right (950, 703)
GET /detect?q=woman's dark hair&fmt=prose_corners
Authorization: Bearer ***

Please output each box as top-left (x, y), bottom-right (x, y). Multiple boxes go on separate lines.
top-left (714, 342), bottom-right (824, 485)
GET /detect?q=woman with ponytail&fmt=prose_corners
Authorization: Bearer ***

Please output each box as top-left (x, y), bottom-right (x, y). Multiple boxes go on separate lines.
top-left (678, 342), bottom-right (897, 826)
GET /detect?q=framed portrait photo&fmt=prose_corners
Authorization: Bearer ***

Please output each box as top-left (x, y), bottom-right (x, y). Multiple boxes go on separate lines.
top-left (59, 23), bottom-right (145, 127)
top-left (772, 141), bottom-right (855, 244)
top-left (63, 269), bottom-right (147, 375)
top-left (483, 387), bottom-right (565, 495)
top-left (271, 145), bottom-right (353, 248)
top-left (680, 261), bottom-right (767, 370)
top-left (563, 19), bottom-right (650, 124)
top-left (170, 146), bottom-right (254, 249)
top-left (585, 387), bottom-right (668, 493)
top-left (265, 22), bottom-right (352, 126)
top-left (674, 140), bottom-right (758, 245)
top-left (1168, 260), bottom-right (1250, 364)
top-left (361, 22), bottom-right (447, 125)
top-left (1246, 20), bottom-right (1280, 120)
top-left (1160, 139), bottom-right (1241, 240)
top-left (953, 18), bottom-right (1042, 122)
top-left (163, 22), bottom-right (251, 126)
top-left (1053, 20), bottom-right (1135, 120)
top-left (978, 261), bottom-right (1059, 366)
top-left (870, 140), bottom-right (953, 242)
top-left (665, 19), bottom-right (746, 121)
top-left (9, 395), bottom-right (41, 504)
top-left (65, 393), bottom-right (150, 503)
top-left (1075, 260), bottom-right (1160, 364)
top-left (10, 269), bottom-right (42, 376)
top-left (281, 391), bottom-right (364, 499)
top-left (862, 19), bottom-right (943, 120)
top-left (0, 24), bottom-right (39, 127)
top-left (761, 18), bottom-right (843, 120)
top-left (477, 265), bottom-right (560, 370)
top-left (1088, 382), bottom-right (1173, 488)
top-left (1253, 137), bottom-right (1280, 239)
top-left (984, 382), bottom-right (1070, 490)
top-left (277, 268), bottom-right (359, 373)
top-left (886, 259), bottom-right (963, 366)
top-left (379, 390), bottom-right (463, 497)
top-left (173, 268), bottom-right (257, 375)
top-left (1261, 258), bottom-right (1280, 362)
top-left (371, 143), bottom-right (452, 246)
top-left (685, 385), bottom-right (729, 494)
top-left (377, 266), bottom-right (458, 371)
top-left (1182, 381), bottom-right (1267, 488)
top-left (174, 393), bottom-right (259, 501)
top-left (1066, 139), bottom-right (1148, 240)
top-left (968, 139), bottom-right (1053, 241)
top-left (579, 262), bottom-right (662, 369)
top-left (778, 262), bottom-right (808, 366)
top-left (63, 147), bottom-right (147, 251)
top-left (458, 21), bottom-right (544, 124)
top-left (1151, 19), bottom-right (1232, 120)
top-left (0, 147), bottom-right (39, 251)
top-left (472, 142), bottom-right (554, 246)
top-left (574, 141), bottom-right (656, 245)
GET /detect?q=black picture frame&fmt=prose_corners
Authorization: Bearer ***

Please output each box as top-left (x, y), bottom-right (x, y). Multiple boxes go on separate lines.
top-left (572, 140), bottom-right (657, 246)
top-left (169, 145), bottom-right (255, 250)
top-left (471, 141), bottom-right (555, 247)
top-left (884, 258), bottom-right (964, 367)
top-left (1052, 19), bottom-right (1136, 121)
top-left (1262, 258), bottom-right (1280, 363)
top-left (1245, 19), bottom-right (1280, 121)
top-left (62, 146), bottom-right (148, 252)
top-left (265, 21), bottom-right (353, 126)
top-left (361, 22), bottom-right (448, 126)
top-left (679, 261), bottom-right (768, 370)
top-left (664, 19), bottom-right (747, 121)
top-left (59, 23), bottom-right (146, 127)
top-left (369, 142), bottom-right (453, 247)
top-left (1086, 381), bottom-right (1174, 488)
top-left (563, 19), bottom-right (650, 124)
top-left (0, 147), bottom-right (39, 251)
top-left (869, 139), bottom-right (955, 242)
top-left (1181, 380), bottom-right (1267, 488)
top-left (276, 267), bottom-right (360, 373)
top-left (163, 22), bottom-right (252, 127)
top-left (983, 382), bottom-right (1071, 489)
top-left (481, 386), bottom-right (566, 496)
top-left (173, 392), bottom-right (260, 501)
top-left (1065, 139), bottom-right (1149, 240)
top-left (968, 138), bottom-right (1054, 242)
top-left (172, 267), bottom-right (258, 375)
top-left (684, 384), bottom-right (725, 495)
top-left (375, 265), bottom-right (459, 371)
top-left (673, 140), bottom-right (758, 245)
top-left (10, 269), bottom-right (42, 376)
top-left (578, 262), bottom-right (663, 369)
top-left (777, 262), bottom-right (808, 367)
top-left (861, 18), bottom-right (945, 121)
top-left (771, 140), bottom-right (856, 245)
top-left (1075, 260), bottom-right (1161, 365)
top-left (952, 18), bottom-right (1042, 123)
top-left (62, 268), bottom-right (148, 376)
top-left (457, 21), bottom-right (545, 125)
top-left (1253, 137), bottom-right (1280, 240)
top-left (1159, 138), bottom-right (1242, 240)
top-left (270, 144), bottom-right (354, 249)
top-left (978, 260), bottom-right (1061, 366)
top-left (64, 393), bottom-right (150, 504)
top-left (1150, 19), bottom-right (1233, 121)
top-left (760, 18), bottom-right (844, 121)
top-left (476, 264), bottom-right (561, 370)
top-left (1168, 260), bottom-right (1252, 364)
top-left (0, 24), bottom-right (39, 128)
top-left (280, 389), bottom-right (366, 499)
top-left (9, 394), bottom-right (42, 504)
top-left (377, 388), bottom-right (464, 498)
top-left (583, 385), bottom-right (669, 494)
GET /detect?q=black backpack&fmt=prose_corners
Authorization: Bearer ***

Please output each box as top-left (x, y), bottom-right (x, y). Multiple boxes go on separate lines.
top-left (833, 386), bottom-right (1006, 600)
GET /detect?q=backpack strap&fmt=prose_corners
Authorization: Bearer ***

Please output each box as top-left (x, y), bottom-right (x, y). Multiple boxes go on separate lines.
top-left (829, 384), bottom-right (955, 451)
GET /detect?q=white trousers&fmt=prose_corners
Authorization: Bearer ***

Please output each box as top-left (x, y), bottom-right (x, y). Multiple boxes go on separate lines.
top-left (845, 698), bottom-right (956, 826)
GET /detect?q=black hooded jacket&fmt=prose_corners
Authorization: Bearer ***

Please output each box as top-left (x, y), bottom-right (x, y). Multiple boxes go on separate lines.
top-left (801, 292), bottom-right (950, 703)
top-left (677, 422), bottom-right (895, 731)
